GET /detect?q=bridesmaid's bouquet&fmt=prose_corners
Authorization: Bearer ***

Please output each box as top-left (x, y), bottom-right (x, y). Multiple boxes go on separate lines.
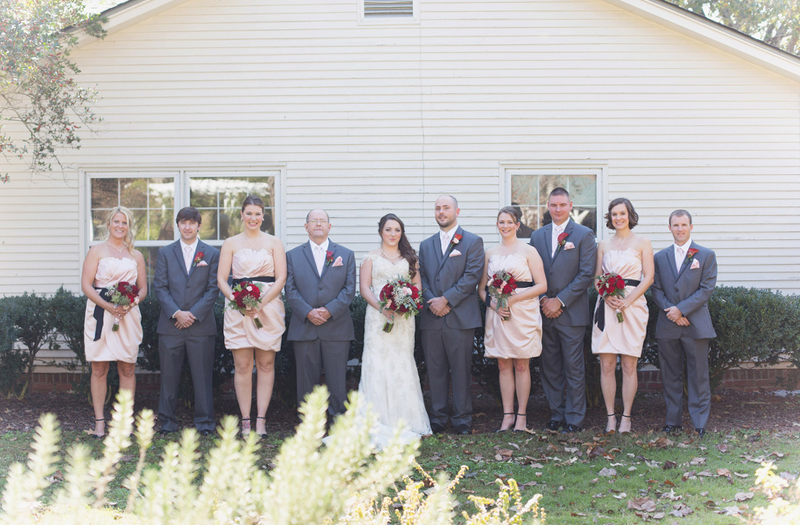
top-left (488, 270), bottom-right (517, 321)
top-left (597, 272), bottom-right (626, 323)
top-left (107, 281), bottom-right (140, 332)
top-left (378, 278), bottom-right (423, 333)
top-left (230, 281), bottom-right (265, 329)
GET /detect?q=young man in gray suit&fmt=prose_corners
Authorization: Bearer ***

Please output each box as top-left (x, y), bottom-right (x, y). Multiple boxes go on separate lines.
top-left (530, 188), bottom-right (596, 433)
top-left (153, 207), bottom-right (221, 436)
top-left (419, 195), bottom-right (484, 435)
top-left (651, 210), bottom-right (717, 436)
top-left (285, 209), bottom-right (356, 419)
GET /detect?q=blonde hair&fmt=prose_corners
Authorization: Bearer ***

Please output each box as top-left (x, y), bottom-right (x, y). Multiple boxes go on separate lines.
top-left (105, 206), bottom-right (135, 250)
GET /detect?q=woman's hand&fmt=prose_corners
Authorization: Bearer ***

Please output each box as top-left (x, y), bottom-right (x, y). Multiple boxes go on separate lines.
top-left (605, 296), bottom-right (622, 310)
top-left (105, 303), bottom-right (129, 318)
top-left (244, 306), bottom-right (259, 318)
top-left (496, 305), bottom-right (510, 320)
top-left (381, 308), bottom-right (395, 322)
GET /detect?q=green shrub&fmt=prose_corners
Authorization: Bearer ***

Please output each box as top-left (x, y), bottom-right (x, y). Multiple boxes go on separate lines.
top-left (0, 309), bottom-right (25, 398)
top-left (0, 388), bottom-right (545, 524)
top-left (0, 293), bottom-right (56, 398)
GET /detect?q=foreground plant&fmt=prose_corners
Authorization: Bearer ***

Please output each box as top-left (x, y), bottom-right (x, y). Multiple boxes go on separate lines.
top-left (0, 387), bottom-right (544, 524)
top-left (750, 461), bottom-right (800, 524)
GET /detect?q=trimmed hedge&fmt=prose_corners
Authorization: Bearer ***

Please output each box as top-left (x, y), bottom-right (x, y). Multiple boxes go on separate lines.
top-left (0, 285), bottom-right (798, 406)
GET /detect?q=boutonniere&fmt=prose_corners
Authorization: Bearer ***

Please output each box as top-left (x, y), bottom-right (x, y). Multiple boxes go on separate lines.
top-left (192, 251), bottom-right (204, 267)
top-left (325, 250), bottom-right (334, 266)
top-left (686, 248), bottom-right (699, 260)
top-left (556, 232), bottom-right (570, 253)
top-left (450, 233), bottom-right (463, 250)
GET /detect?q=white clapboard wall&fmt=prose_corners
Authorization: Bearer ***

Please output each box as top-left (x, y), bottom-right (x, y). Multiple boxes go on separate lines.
top-left (0, 0), bottom-right (798, 296)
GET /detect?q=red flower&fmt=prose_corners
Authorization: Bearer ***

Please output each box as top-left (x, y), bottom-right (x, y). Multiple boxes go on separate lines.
top-left (614, 276), bottom-right (625, 289)
top-left (192, 251), bottom-right (204, 267)
top-left (687, 248), bottom-right (699, 259)
top-left (502, 284), bottom-right (514, 295)
top-left (556, 231), bottom-right (570, 252)
top-left (325, 250), bottom-right (334, 266)
top-left (449, 233), bottom-right (463, 250)
top-left (492, 278), bottom-right (503, 288)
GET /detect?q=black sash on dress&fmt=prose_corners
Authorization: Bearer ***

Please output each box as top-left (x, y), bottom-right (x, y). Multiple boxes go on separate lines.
top-left (232, 276), bottom-right (276, 287)
top-left (594, 279), bottom-right (641, 331)
top-left (484, 281), bottom-right (533, 308)
top-left (92, 287), bottom-right (111, 341)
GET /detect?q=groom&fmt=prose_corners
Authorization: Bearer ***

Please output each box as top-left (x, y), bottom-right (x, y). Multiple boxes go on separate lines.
top-left (651, 209), bottom-right (717, 436)
top-left (153, 206), bottom-right (220, 436)
top-left (285, 209), bottom-right (356, 418)
top-left (419, 195), bottom-right (484, 435)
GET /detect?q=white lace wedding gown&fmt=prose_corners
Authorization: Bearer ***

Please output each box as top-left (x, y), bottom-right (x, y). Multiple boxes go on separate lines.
top-left (358, 254), bottom-right (432, 448)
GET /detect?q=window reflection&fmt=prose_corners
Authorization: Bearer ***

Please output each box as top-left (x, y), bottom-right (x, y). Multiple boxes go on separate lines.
top-left (511, 173), bottom-right (598, 235)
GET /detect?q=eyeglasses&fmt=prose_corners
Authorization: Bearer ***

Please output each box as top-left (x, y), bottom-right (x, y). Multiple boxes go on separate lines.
top-left (307, 219), bottom-right (329, 225)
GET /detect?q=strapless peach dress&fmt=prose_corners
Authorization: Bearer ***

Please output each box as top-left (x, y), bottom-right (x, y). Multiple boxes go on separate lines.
top-left (224, 248), bottom-right (285, 351)
top-left (83, 257), bottom-right (143, 363)
top-left (591, 248), bottom-right (648, 357)
top-left (484, 253), bottom-right (543, 359)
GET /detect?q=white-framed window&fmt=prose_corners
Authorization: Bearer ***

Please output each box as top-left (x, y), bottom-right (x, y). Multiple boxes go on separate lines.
top-left (503, 164), bottom-right (604, 238)
top-left (359, 0), bottom-right (418, 23)
top-left (84, 168), bottom-right (283, 284)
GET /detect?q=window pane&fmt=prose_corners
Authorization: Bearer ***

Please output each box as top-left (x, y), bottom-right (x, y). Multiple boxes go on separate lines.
top-left (510, 177), bottom-right (538, 207)
top-left (120, 178), bottom-right (148, 209)
top-left (198, 209), bottom-right (218, 240)
top-left (538, 175), bottom-right (570, 205)
top-left (91, 209), bottom-right (111, 241)
top-left (516, 205), bottom-right (537, 238)
top-left (570, 175), bottom-right (596, 206)
top-left (189, 175), bottom-right (277, 238)
top-left (149, 179), bottom-right (175, 209)
top-left (131, 209), bottom-right (148, 241)
top-left (573, 207), bottom-right (597, 234)
top-left (140, 247), bottom-right (160, 289)
top-left (91, 179), bottom-right (118, 209)
top-left (190, 181), bottom-right (218, 209)
top-left (149, 209), bottom-right (174, 240)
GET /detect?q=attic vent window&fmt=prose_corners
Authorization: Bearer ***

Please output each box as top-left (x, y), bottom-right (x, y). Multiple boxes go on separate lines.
top-left (364, 0), bottom-right (414, 18)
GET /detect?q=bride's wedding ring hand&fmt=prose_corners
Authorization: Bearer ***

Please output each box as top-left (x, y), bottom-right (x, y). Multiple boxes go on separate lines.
top-left (381, 310), bottom-right (395, 321)
top-left (496, 306), bottom-right (510, 320)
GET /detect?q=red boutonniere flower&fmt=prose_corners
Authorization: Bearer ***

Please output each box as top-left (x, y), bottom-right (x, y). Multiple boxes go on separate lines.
top-left (686, 248), bottom-right (699, 260)
top-left (325, 250), bottom-right (334, 266)
top-left (556, 232), bottom-right (570, 252)
top-left (450, 233), bottom-right (463, 249)
top-left (192, 251), bottom-right (204, 267)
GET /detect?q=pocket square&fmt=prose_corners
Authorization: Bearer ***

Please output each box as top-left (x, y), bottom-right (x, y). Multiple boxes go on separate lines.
top-left (564, 242), bottom-right (575, 250)
top-left (690, 259), bottom-right (700, 270)
top-left (332, 256), bottom-right (344, 267)
top-left (449, 249), bottom-right (462, 257)
top-left (196, 260), bottom-right (208, 267)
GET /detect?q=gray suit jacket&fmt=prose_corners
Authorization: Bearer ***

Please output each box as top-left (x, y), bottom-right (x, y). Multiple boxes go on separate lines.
top-left (529, 219), bottom-right (597, 327)
top-left (651, 241), bottom-right (717, 340)
top-left (419, 226), bottom-right (484, 331)
top-left (285, 240), bottom-right (356, 342)
top-left (153, 241), bottom-right (220, 337)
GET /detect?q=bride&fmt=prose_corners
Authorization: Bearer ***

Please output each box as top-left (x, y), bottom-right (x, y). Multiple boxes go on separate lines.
top-left (358, 213), bottom-right (432, 447)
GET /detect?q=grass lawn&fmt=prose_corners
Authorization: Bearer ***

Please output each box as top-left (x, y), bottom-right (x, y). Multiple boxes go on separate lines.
top-left (0, 423), bottom-right (797, 523)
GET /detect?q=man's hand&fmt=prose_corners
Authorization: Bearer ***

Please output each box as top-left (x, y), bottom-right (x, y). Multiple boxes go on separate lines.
top-left (664, 306), bottom-right (683, 323)
top-left (676, 316), bottom-right (691, 327)
top-left (317, 307), bottom-right (332, 321)
top-left (541, 297), bottom-right (563, 319)
top-left (427, 296), bottom-right (450, 317)
top-left (174, 311), bottom-right (196, 329)
top-left (307, 308), bottom-right (328, 326)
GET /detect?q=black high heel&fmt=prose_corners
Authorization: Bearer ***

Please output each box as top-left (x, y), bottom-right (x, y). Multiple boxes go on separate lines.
top-left (256, 416), bottom-right (267, 438)
top-left (606, 413), bottom-right (617, 434)
top-left (513, 413), bottom-right (528, 433)
top-left (495, 413), bottom-right (516, 433)
top-left (619, 413), bottom-right (632, 434)
top-left (92, 418), bottom-right (105, 439)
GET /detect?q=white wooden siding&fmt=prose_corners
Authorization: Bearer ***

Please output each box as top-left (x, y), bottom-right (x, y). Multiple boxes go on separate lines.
top-left (0, 0), bottom-right (798, 295)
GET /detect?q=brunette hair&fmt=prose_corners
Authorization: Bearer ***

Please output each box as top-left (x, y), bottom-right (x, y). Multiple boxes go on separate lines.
top-left (379, 214), bottom-right (417, 279)
top-left (497, 206), bottom-right (521, 222)
top-left (241, 195), bottom-right (265, 213)
top-left (669, 209), bottom-right (693, 225)
top-left (105, 206), bottom-right (135, 250)
top-left (604, 197), bottom-right (639, 230)
top-left (175, 206), bottom-right (202, 225)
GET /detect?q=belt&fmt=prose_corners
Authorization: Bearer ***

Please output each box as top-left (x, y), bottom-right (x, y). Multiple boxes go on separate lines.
top-left (92, 287), bottom-right (111, 341)
top-left (232, 276), bottom-right (276, 287)
top-left (594, 279), bottom-right (641, 331)
top-left (484, 281), bottom-right (533, 307)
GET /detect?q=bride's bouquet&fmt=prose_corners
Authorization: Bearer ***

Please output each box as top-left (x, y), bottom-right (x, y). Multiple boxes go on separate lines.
top-left (378, 278), bottom-right (423, 333)
top-left (488, 270), bottom-right (517, 321)
top-left (107, 281), bottom-right (140, 332)
top-left (229, 281), bottom-right (265, 329)
top-left (596, 272), bottom-right (627, 323)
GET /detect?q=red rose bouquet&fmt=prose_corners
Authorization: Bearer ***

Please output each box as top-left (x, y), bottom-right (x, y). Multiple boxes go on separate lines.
top-left (378, 278), bottom-right (423, 333)
top-left (596, 272), bottom-right (627, 323)
top-left (229, 281), bottom-right (265, 329)
top-left (488, 270), bottom-right (517, 321)
top-left (107, 281), bottom-right (140, 332)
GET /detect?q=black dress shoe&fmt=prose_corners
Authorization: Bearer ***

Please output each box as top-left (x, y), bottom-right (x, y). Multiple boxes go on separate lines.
top-left (695, 428), bottom-right (706, 437)
top-left (661, 424), bottom-right (683, 434)
top-left (545, 419), bottom-right (565, 431)
top-left (561, 424), bottom-right (583, 434)
top-left (199, 429), bottom-right (213, 436)
top-left (430, 422), bottom-right (446, 434)
top-left (454, 424), bottom-right (472, 435)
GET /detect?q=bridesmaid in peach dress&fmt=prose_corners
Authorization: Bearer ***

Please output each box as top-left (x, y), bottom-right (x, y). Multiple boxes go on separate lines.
top-left (81, 207), bottom-right (147, 438)
top-left (479, 207), bottom-right (547, 432)
top-left (592, 198), bottom-right (654, 434)
top-left (218, 195), bottom-right (286, 437)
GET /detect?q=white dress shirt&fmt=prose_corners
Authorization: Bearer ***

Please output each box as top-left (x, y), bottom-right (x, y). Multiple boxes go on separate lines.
top-left (181, 238), bottom-right (199, 274)
top-left (309, 238), bottom-right (330, 275)
top-left (551, 220), bottom-right (568, 258)
top-left (673, 239), bottom-right (691, 272)
top-left (439, 223), bottom-right (459, 255)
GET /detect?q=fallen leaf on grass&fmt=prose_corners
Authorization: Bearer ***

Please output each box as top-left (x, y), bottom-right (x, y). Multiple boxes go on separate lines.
top-left (670, 504), bottom-right (693, 517)
top-left (733, 472), bottom-right (748, 478)
top-left (697, 470), bottom-right (712, 477)
top-left (689, 457), bottom-right (706, 466)
top-left (628, 497), bottom-right (657, 512)
top-left (719, 506), bottom-right (742, 516)
top-left (507, 442), bottom-right (520, 450)
top-left (661, 489), bottom-right (682, 501)
top-left (734, 492), bottom-right (754, 502)
top-left (770, 451), bottom-right (786, 458)
top-left (663, 461), bottom-right (677, 470)
top-left (599, 468), bottom-right (617, 477)
top-left (521, 481), bottom-right (538, 488)
top-left (570, 512), bottom-right (587, 517)
top-left (650, 437), bottom-right (674, 449)
top-left (717, 444), bottom-right (729, 453)
top-left (780, 472), bottom-right (798, 481)
top-left (612, 492), bottom-right (627, 499)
